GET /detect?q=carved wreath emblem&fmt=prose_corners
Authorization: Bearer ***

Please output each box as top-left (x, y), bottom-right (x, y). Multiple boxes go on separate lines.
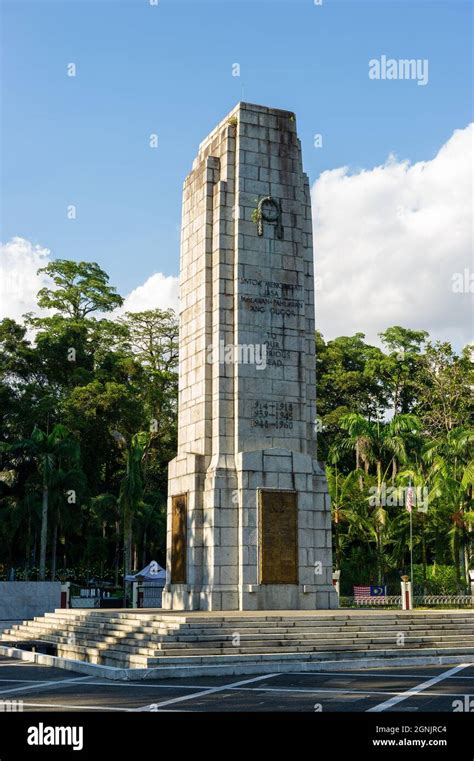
top-left (257, 196), bottom-right (283, 239)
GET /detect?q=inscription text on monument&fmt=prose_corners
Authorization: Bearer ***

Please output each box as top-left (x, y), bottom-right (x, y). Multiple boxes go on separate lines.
top-left (259, 490), bottom-right (298, 584)
top-left (171, 494), bottom-right (187, 584)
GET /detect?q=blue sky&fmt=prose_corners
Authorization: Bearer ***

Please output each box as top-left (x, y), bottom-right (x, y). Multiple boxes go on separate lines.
top-left (1, 0), bottom-right (473, 323)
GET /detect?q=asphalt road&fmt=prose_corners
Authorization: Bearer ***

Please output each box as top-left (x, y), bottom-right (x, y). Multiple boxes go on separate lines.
top-left (0, 657), bottom-right (473, 713)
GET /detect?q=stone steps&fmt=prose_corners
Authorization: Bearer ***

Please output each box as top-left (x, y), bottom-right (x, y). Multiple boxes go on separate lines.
top-left (7, 623), bottom-right (474, 652)
top-left (2, 608), bottom-right (472, 671)
top-left (6, 632), bottom-right (474, 659)
top-left (8, 627), bottom-right (474, 652)
top-left (8, 638), bottom-right (474, 670)
top-left (41, 610), bottom-right (472, 621)
top-left (36, 615), bottom-right (473, 631)
top-left (151, 639), bottom-right (474, 658)
top-left (11, 616), bottom-right (474, 636)
top-left (146, 645), bottom-right (474, 668)
top-left (10, 622), bottom-right (474, 644)
top-left (6, 615), bottom-right (473, 638)
top-left (24, 612), bottom-right (474, 632)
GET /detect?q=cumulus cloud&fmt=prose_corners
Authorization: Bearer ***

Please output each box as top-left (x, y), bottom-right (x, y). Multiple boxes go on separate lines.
top-left (312, 123), bottom-right (473, 349)
top-left (119, 272), bottom-right (179, 314)
top-left (0, 237), bottom-right (179, 323)
top-left (0, 237), bottom-right (52, 322)
top-left (3, 125), bottom-right (471, 351)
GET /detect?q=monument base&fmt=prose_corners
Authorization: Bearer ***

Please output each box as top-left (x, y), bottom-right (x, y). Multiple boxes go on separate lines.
top-left (162, 447), bottom-right (339, 612)
top-left (161, 584), bottom-right (338, 611)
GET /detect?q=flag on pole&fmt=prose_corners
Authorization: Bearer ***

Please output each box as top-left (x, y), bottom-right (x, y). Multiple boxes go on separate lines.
top-left (406, 485), bottom-right (414, 512)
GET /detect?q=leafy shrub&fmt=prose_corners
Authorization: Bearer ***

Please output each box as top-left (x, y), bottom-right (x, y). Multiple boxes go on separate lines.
top-left (413, 564), bottom-right (465, 595)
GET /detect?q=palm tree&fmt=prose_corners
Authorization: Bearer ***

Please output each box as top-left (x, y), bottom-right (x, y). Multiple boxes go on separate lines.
top-left (332, 413), bottom-right (373, 475)
top-left (49, 461), bottom-right (85, 580)
top-left (326, 465), bottom-right (370, 571)
top-left (427, 457), bottom-right (474, 587)
top-left (422, 427), bottom-right (474, 585)
top-left (90, 493), bottom-right (121, 584)
top-left (115, 431), bottom-right (149, 599)
top-left (338, 412), bottom-right (420, 484)
top-left (334, 412), bottom-right (420, 495)
top-left (332, 413), bottom-right (421, 584)
top-left (1, 425), bottom-right (80, 580)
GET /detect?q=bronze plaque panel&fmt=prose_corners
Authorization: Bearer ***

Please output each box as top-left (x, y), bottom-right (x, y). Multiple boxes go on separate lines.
top-left (259, 490), bottom-right (298, 584)
top-left (171, 494), bottom-right (187, 584)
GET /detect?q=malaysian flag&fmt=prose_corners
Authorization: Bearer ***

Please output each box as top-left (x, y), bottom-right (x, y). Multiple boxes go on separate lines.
top-left (406, 485), bottom-right (414, 513)
top-left (353, 585), bottom-right (387, 604)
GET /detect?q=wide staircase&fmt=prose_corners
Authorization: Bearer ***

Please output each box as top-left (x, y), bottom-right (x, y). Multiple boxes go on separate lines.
top-left (2, 609), bottom-right (473, 673)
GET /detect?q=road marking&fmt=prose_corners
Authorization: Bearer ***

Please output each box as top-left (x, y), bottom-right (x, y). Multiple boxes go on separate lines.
top-left (0, 676), bottom-right (92, 697)
top-left (232, 686), bottom-right (384, 696)
top-left (367, 663), bottom-right (472, 712)
top-left (18, 701), bottom-right (136, 712)
top-left (0, 679), bottom-right (50, 684)
top-left (229, 685), bottom-right (472, 698)
top-left (82, 681), bottom-right (225, 691)
top-left (285, 668), bottom-right (474, 680)
top-left (136, 672), bottom-right (279, 711)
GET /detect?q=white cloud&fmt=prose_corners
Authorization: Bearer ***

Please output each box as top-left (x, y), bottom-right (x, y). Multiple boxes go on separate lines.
top-left (312, 124), bottom-right (473, 349)
top-left (4, 125), bottom-right (471, 353)
top-left (0, 237), bottom-right (52, 322)
top-left (119, 272), bottom-right (179, 314)
top-left (0, 237), bottom-right (179, 323)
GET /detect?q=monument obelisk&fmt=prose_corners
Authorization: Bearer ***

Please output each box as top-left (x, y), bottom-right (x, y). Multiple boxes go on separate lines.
top-left (162, 103), bottom-right (338, 611)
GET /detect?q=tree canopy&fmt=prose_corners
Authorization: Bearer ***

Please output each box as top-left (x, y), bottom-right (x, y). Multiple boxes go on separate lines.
top-left (37, 260), bottom-right (123, 319)
top-left (0, 260), bottom-right (472, 595)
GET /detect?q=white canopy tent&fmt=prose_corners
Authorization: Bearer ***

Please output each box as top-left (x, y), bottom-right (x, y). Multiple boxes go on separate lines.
top-left (124, 560), bottom-right (166, 583)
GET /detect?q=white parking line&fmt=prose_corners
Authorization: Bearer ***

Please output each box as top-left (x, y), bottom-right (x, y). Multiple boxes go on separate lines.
top-left (82, 681), bottom-right (224, 691)
top-left (0, 676), bottom-right (92, 697)
top-left (286, 669), bottom-right (474, 680)
top-left (232, 686), bottom-right (388, 696)
top-left (229, 685), bottom-right (473, 698)
top-left (135, 673), bottom-right (279, 711)
top-left (367, 663), bottom-right (472, 712)
top-left (0, 679), bottom-right (49, 684)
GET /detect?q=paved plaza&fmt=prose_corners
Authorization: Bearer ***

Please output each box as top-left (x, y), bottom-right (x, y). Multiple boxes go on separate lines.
top-left (0, 657), bottom-right (473, 713)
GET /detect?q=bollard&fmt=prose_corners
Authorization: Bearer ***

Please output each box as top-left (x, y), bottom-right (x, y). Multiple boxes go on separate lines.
top-left (400, 575), bottom-right (413, 610)
top-left (132, 581), bottom-right (138, 609)
top-left (60, 582), bottom-right (70, 609)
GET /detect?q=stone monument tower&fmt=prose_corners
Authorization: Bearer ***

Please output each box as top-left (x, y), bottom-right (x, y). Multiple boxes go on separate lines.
top-left (161, 103), bottom-right (338, 611)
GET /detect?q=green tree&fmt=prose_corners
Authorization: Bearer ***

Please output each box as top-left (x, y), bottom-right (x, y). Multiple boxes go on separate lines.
top-left (377, 326), bottom-right (428, 415)
top-left (424, 427), bottom-right (474, 585)
top-left (315, 332), bottom-right (388, 461)
top-left (416, 342), bottom-right (473, 435)
top-left (0, 424), bottom-right (80, 580)
top-left (115, 431), bottom-right (149, 596)
top-left (37, 260), bottom-right (123, 319)
top-left (326, 466), bottom-right (370, 571)
top-left (331, 413), bottom-right (421, 583)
